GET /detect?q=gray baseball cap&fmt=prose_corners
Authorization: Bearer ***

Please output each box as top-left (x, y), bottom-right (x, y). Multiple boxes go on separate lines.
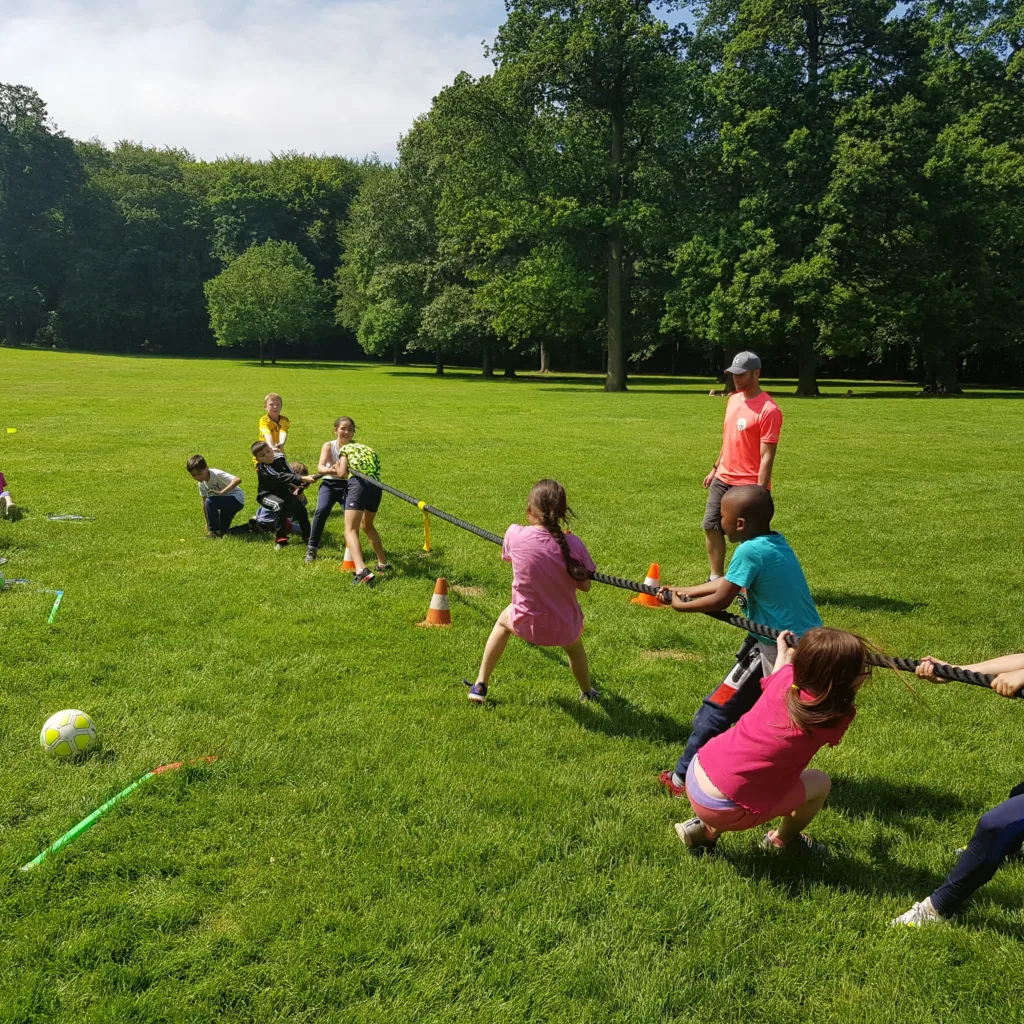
top-left (725, 351), bottom-right (761, 374)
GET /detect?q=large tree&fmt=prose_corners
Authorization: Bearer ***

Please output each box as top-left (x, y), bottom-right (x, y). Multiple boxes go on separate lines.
top-left (205, 240), bottom-right (323, 365)
top-left (491, 0), bottom-right (687, 390)
top-left (0, 84), bottom-right (82, 345)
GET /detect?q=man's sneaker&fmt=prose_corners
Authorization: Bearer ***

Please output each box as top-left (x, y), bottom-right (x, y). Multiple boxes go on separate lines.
top-left (464, 679), bottom-right (487, 704)
top-left (674, 817), bottom-right (718, 855)
top-left (351, 568), bottom-right (376, 587)
top-left (579, 684), bottom-right (601, 703)
top-left (658, 770), bottom-right (687, 797)
top-left (761, 829), bottom-right (829, 856)
top-left (305, 549), bottom-right (317, 563)
top-left (890, 898), bottom-right (944, 928)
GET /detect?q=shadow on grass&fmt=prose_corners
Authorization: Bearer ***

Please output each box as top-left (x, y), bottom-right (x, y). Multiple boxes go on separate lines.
top-left (236, 361), bottom-right (373, 372)
top-left (813, 591), bottom-right (928, 615)
top-left (553, 691), bottom-right (690, 745)
top-left (828, 776), bottom-right (987, 825)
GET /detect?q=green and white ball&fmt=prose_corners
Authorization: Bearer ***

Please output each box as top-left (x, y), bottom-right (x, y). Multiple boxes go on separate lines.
top-left (40, 709), bottom-right (97, 759)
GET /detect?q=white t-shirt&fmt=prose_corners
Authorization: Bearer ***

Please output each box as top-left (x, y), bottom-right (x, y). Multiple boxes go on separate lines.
top-left (197, 468), bottom-right (245, 504)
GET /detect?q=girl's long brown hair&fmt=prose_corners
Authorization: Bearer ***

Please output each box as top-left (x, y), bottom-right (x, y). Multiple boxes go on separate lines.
top-left (787, 627), bottom-right (871, 735)
top-left (528, 479), bottom-right (590, 582)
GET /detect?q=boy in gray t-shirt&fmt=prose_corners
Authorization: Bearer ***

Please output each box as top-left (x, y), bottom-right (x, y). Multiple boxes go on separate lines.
top-left (186, 454), bottom-right (245, 537)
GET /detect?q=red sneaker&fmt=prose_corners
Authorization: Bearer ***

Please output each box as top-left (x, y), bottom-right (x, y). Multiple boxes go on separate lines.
top-left (658, 770), bottom-right (686, 797)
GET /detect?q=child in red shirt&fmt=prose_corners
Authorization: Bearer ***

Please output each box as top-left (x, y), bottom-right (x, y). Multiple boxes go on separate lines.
top-left (676, 627), bottom-right (871, 856)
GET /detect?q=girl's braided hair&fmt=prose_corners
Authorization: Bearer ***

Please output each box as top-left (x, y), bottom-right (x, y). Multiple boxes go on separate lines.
top-left (528, 479), bottom-right (590, 583)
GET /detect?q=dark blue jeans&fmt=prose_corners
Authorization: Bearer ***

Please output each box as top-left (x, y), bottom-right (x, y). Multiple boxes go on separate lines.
top-left (307, 480), bottom-right (348, 552)
top-left (204, 495), bottom-right (244, 534)
top-left (675, 635), bottom-right (767, 778)
top-left (930, 783), bottom-right (1024, 917)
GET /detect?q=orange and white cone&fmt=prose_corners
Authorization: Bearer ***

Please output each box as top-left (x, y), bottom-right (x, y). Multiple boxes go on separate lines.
top-left (338, 546), bottom-right (357, 572)
top-left (418, 578), bottom-right (451, 627)
top-left (631, 563), bottom-right (665, 608)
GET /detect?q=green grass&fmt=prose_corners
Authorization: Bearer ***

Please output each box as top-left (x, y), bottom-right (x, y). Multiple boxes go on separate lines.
top-left (1, 349), bottom-right (1023, 1023)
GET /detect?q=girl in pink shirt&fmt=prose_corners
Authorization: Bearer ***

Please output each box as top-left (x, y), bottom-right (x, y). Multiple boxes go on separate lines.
top-left (676, 627), bottom-right (872, 856)
top-left (466, 479), bottom-right (597, 704)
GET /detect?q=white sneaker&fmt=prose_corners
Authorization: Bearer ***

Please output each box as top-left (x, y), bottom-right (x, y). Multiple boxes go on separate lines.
top-left (890, 898), bottom-right (944, 928)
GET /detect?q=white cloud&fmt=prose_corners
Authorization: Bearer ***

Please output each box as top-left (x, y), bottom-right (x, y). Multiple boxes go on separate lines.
top-left (0, 0), bottom-right (505, 160)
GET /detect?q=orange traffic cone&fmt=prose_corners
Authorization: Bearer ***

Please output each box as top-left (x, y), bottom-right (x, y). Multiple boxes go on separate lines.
top-left (338, 545), bottom-right (357, 572)
top-left (418, 578), bottom-right (452, 627)
top-left (631, 563), bottom-right (665, 608)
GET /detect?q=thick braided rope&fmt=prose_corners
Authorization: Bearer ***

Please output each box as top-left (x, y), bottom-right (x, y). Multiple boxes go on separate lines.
top-left (352, 473), bottom-right (1000, 692)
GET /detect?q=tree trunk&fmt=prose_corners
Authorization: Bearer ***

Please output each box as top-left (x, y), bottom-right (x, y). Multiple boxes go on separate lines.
top-left (935, 350), bottom-right (963, 394)
top-left (4, 309), bottom-right (15, 346)
top-left (434, 344), bottom-right (444, 376)
top-left (539, 342), bottom-right (550, 374)
top-left (504, 349), bottom-right (517, 379)
top-left (271, 338), bottom-right (276, 366)
top-left (481, 340), bottom-right (493, 378)
top-left (259, 338), bottom-right (265, 367)
top-left (392, 340), bottom-right (402, 366)
top-left (795, 319), bottom-right (820, 396)
top-left (605, 106), bottom-right (627, 393)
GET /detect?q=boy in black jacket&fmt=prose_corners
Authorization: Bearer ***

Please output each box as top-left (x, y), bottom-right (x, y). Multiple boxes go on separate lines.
top-left (251, 441), bottom-right (316, 549)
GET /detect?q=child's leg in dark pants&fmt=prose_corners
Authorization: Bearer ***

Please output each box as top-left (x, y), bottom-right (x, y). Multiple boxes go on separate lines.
top-left (930, 789), bottom-right (1024, 917)
top-left (307, 482), bottom-right (346, 553)
top-left (674, 636), bottom-right (766, 779)
top-left (205, 495), bottom-right (242, 534)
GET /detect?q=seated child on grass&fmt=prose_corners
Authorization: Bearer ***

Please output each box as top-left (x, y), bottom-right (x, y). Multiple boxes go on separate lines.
top-left (890, 652), bottom-right (1024, 927)
top-left (675, 626), bottom-right (871, 857)
top-left (251, 441), bottom-right (315, 550)
top-left (0, 471), bottom-right (20, 520)
top-left (186, 455), bottom-right (245, 537)
top-left (465, 479), bottom-right (598, 705)
top-left (657, 485), bottom-right (822, 793)
top-left (329, 417), bottom-right (388, 585)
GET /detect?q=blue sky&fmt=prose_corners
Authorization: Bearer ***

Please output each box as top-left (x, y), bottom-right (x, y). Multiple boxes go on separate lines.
top-left (1, 1), bottom-right (512, 159)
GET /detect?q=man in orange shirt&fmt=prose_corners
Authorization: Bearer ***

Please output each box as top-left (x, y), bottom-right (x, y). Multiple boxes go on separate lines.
top-left (701, 351), bottom-right (782, 578)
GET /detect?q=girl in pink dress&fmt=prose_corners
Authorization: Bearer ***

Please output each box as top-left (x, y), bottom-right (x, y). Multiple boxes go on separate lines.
top-left (466, 480), bottom-right (597, 704)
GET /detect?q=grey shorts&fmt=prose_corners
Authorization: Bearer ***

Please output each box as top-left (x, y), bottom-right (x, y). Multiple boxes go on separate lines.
top-left (701, 478), bottom-right (734, 532)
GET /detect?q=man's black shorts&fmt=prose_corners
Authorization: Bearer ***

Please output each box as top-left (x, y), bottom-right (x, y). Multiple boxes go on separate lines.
top-left (345, 476), bottom-right (382, 513)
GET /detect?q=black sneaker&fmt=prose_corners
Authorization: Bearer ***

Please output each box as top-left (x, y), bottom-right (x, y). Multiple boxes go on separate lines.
top-left (305, 549), bottom-right (317, 563)
top-left (351, 568), bottom-right (376, 587)
top-left (274, 541), bottom-right (288, 551)
top-left (375, 563), bottom-right (391, 572)
top-left (579, 684), bottom-right (601, 703)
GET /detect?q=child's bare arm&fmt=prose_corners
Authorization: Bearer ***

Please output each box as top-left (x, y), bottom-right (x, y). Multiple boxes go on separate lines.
top-left (317, 442), bottom-right (336, 475)
top-left (665, 578), bottom-right (741, 613)
top-left (215, 474), bottom-right (242, 496)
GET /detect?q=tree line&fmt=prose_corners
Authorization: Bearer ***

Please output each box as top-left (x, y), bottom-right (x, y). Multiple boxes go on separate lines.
top-left (2, 1), bottom-right (1022, 393)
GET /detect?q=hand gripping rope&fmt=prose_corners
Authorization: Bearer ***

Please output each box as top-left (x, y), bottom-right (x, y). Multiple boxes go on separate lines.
top-left (351, 472), bottom-right (1005, 694)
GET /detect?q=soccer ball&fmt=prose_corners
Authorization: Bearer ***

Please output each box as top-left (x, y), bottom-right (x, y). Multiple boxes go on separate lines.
top-left (40, 709), bottom-right (97, 759)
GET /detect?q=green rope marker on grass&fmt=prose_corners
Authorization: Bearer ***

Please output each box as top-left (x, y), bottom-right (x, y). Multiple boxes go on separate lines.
top-left (19, 756), bottom-right (217, 872)
top-left (46, 590), bottom-right (64, 624)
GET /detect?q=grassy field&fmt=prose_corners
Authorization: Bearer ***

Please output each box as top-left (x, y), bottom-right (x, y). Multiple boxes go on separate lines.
top-left (1, 349), bottom-right (1023, 1023)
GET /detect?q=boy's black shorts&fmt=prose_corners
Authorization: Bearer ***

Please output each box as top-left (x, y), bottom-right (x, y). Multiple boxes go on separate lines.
top-left (345, 476), bottom-right (382, 513)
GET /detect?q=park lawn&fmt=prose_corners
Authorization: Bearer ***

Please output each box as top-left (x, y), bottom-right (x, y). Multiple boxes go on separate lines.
top-left (0, 348), bottom-right (1023, 1024)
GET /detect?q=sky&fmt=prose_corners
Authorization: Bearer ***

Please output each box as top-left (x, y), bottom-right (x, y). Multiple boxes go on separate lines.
top-left (0, 0), bottom-right (511, 160)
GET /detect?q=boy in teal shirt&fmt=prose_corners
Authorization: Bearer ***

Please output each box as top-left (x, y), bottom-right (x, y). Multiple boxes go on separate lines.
top-left (657, 485), bottom-right (822, 792)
